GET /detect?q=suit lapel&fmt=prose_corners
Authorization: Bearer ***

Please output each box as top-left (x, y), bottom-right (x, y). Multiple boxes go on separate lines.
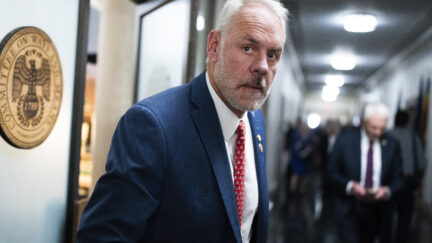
top-left (379, 135), bottom-right (390, 180)
top-left (353, 130), bottom-right (362, 181)
top-left (190, 73), bottom-right (242, 243)
top-left (248, 111), bottom-right (268, 243)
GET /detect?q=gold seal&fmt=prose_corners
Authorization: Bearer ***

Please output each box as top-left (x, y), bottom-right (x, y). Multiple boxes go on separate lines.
top-left (0, 27), bottom-right (62, 149)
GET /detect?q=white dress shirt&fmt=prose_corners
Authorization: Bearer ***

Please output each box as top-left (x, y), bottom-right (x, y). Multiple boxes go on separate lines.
top-left (206, 72), bottom-right (259, 243)
top-left (346, 129), bottom-right (383, 194)
top-left (359, 129), bottom-right (382, 191)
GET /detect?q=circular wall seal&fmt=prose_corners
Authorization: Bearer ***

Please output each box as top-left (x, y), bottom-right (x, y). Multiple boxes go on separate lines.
top-left (0, 27), bottom-right (63, 149)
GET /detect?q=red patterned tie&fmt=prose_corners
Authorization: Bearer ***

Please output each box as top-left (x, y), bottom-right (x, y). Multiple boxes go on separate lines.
top-left (234, 120), bottom-right (246, 226)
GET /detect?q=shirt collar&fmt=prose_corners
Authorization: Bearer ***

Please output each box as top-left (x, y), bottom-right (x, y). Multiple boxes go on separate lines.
top-left (361, 128), bottom-right (377, 145)
top-left (361, 128), bottom-right (369, 143)
top-left (206, 71), bottom-right (248, 141)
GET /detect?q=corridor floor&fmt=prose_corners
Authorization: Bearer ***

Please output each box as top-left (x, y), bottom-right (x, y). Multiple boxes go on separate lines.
top-left (267, 171), bottom-right (432, 243)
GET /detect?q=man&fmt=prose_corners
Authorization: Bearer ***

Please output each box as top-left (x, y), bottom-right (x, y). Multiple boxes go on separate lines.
top-left (327, 102), bottom-right (403, 243)
top-left (76, 0), bottom-right (288, 242)
top-left (389, 110), bottom-right (426, 243)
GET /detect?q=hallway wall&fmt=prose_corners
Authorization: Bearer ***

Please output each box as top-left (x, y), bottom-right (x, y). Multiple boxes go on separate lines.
top-left (266, 35), bottom-right (304, 195)
top-left (0, 0), bottom-right (80, 242)
top-left (90, 0), bottom-right (136, 194)
top-left (136, 0), bottom-right (189, 100)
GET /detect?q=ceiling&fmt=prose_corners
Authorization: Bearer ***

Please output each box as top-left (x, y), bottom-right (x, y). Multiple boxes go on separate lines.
top-left (283, 0), bottom-right (432, 96)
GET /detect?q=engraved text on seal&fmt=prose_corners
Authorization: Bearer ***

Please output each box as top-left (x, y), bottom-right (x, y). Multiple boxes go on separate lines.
top-left (0, 27), bottom-right (63, 149)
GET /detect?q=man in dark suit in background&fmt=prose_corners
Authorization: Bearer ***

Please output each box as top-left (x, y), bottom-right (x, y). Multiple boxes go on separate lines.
top-left (76, 0), bottom-right (288, 242)
top-left (327, 102), bottom-right (403, 243)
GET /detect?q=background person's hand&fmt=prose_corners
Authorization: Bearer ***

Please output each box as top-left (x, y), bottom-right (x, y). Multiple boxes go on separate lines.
top-left (374, 186), bottom-right (389, 201)
top-left (351, 182), bottom-right (366, 198)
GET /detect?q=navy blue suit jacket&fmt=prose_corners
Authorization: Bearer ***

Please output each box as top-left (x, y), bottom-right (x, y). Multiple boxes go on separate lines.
top-left (327, 127), bottom-right (403, 223)
top-left (76, 72), bottom-right (269, 243)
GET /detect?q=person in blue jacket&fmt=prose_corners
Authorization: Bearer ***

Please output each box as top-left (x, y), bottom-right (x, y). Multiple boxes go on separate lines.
top-left (76, 0), bottom-right (288, 242)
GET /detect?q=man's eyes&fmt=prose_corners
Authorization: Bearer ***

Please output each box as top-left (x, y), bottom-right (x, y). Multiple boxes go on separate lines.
top-left (268, 52), bottom-right (280, 60)
top-left (241, 46), bottom-right (280, 60)
top-left (243, 46), bottom-right (252, 52)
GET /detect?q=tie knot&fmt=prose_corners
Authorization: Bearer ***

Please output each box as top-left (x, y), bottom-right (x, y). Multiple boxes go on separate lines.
top-left (236, 120), bottom-right (246, 136)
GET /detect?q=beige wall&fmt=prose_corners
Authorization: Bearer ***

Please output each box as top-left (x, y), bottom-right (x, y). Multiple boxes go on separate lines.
top-left (0, 0), bottom-right (80, 242)
top-left (90, 0), bottom-right (136, 193)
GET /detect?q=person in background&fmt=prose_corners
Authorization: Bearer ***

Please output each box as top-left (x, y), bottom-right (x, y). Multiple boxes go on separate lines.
top-left (76, 0), bottom-right (288, 242)
top-left (325, 119), bottom-right (341, 155)
top-left (287, 120), bottom-right (313, 197)
top-left (389, 110), bottom-right (426, 243)
top-left (321, 119), bottom-right (341, 198)
top-left (327, 102), bottom-right (403, 243)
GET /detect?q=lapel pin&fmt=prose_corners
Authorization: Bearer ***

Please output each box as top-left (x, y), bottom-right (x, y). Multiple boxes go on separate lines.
top-left (257, 134), bottom-right (262, 142)
top-left (259, 143), bottom-right (263, 153)
top-left (381, 139), bottom-right (387, 146)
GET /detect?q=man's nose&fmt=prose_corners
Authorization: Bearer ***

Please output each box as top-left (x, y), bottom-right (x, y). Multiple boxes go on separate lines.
top-left (374, 129), bottom-right (383, 137)
top-left (251, 53), bottom-right (268, 76)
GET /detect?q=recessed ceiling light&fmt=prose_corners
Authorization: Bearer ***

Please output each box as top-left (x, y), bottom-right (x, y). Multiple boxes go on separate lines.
top-left (325, 75), bottom-right (345, 87)
top-left (322, 85), bottom-right (339, 102)
top-left (307, 113), bottom-right (321, 129)
top-left (343, 14), bottom-right (377, 33)
top-left (196, 15), bottom-right (205, 31)
top-left (331, 54), bottom-right (356, 70)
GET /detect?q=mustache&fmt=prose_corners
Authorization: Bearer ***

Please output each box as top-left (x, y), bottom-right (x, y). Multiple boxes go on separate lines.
top-left (238, 77), bottom-right (266, 92)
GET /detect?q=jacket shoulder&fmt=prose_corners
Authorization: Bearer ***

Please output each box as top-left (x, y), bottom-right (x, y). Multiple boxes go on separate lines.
top-left (337, 127), bottom-right (360, 140)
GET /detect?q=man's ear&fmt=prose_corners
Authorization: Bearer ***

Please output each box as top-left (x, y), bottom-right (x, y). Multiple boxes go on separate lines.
top-left (207, 30), bottom-right (221, 63)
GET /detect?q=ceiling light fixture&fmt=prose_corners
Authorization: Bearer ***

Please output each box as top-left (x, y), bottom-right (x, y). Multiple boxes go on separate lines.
top-left (331, 54), bottom-right (356, 70)
top-left (196, 15), bottom-right (205, 31)
top-left (307, 113), bottom-right (321, 129)
top-left (322, 85), bottom-right (339, 102)
top-left (325, 74), bottom-right (345, 87)
top-left (343, 13), bottom-right (377, 33)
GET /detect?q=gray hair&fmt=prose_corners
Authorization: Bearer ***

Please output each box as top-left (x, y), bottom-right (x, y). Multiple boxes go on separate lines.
top-left (215, 0), bottom-right (288, 35)
top-left (363, 102), bottom-right (390, 120)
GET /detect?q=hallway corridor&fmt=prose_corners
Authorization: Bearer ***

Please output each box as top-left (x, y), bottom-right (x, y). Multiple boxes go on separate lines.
top-left (268, 170), bottom-right (432, 243)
